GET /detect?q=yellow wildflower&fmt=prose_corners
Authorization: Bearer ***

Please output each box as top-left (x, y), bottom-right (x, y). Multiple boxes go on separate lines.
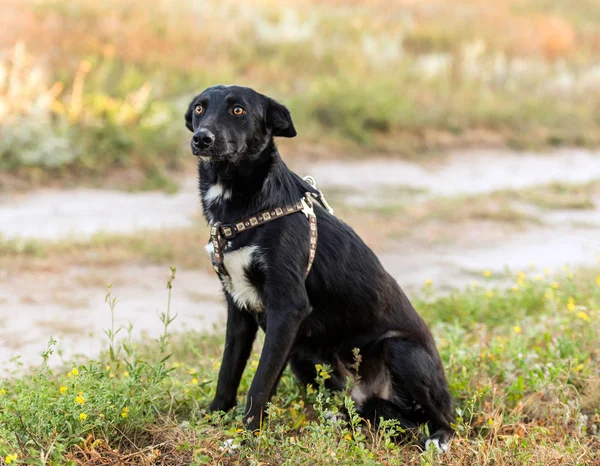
top-left (173, 362), bottom-right (181, 368)
top-left (574, 363), bottom-right (585, 372)
top-left (344, 433), bottom-right (353, 441)
top-left (121, 406), bottom-right (129, 419)
top-left (105, 364), bottom-right (110, 371)
top-left (70, 368), bottom-right (79, 377)
top-left (75, 393), bottom-right (85, 405)
top-left (189, 368), bottom-right (196, 375)
top-left (576, 311), bottom-right (590, 322)
top-left (513, 326), bottom-right (522, 334)
top-left (79, 413), bottom-right (87, 421)
top-left (487, 291), bottom-right (495, 298)
top-left (251, 360), bottom-right (258, 369)
top-left (424, 279), bottom-right (432, 287)
top-left (567, 297), bottom-right (576, 312)
top-left (483, 270), bottom-right (492, 278)
top-left (60, 385), bottom-right (67, 395)
top-left (5, 454), bottom-right (18, 464)
top-left (1, 388), bottom-right (6, 395)
top-left (551, 282), bottom-right (559, 289)
top-left (517, 271), bottom-right (525, 280)
top-left (511, 285), bottom-right (519, 292)
top-left (122, 371), bottom-right (129, 378)
top-left (596, 276), bottom-right (600, 286)
top-left (191, 378), bottom-right (198, 385)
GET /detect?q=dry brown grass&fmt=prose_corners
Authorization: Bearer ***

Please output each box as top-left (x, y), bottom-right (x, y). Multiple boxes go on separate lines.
top-left (66, 425), bottom-right (198, 466)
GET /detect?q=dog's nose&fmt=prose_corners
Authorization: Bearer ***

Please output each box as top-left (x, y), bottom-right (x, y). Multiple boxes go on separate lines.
top-left (192, 128), bottom-right (215, 149)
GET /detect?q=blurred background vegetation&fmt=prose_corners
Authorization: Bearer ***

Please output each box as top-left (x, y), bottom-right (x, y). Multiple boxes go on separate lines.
top-left (2, 0), bottom-right (600, 190)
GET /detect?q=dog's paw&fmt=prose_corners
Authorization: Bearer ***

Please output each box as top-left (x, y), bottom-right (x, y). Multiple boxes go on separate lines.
top-left (323, 410), bottom-right (349, 425)
top-left (208, 398), bottom-right (235, 414)
top-left (243, 414), bottom-right (262, 432)
top-left (423, 429), bottom-right (452, 453)
top-left (424, 437), bottom-right (448, 453)
top-left (219, 438), bottom-right (241, 452)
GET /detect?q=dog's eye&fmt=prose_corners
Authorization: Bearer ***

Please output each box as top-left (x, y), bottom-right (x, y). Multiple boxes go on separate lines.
top-left (194, 105), bottom-right (203, 115)
top-left (232, 106), bottom-right (246, 116)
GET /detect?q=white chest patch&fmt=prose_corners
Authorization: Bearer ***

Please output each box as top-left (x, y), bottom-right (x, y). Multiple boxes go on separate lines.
top-left (205, 183), bottom-right (232, 206)
top-left (219, 246), bottom-right (264, 311)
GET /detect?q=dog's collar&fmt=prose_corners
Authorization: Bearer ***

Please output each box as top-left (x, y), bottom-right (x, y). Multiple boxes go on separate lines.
top-left (209, 192), bottom-right (319, 280)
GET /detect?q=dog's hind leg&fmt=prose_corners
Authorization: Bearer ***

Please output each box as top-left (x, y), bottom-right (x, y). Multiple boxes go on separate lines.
top-left (358, 397), bottom-right (420, 432)
top-left (289, 350), bottom-right (346, 391)
top-left (386, 338), bottom-right (454, 452)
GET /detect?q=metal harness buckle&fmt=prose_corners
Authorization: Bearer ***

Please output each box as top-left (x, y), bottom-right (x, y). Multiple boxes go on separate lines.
top-left (303, 175), bottom-right (334, 215)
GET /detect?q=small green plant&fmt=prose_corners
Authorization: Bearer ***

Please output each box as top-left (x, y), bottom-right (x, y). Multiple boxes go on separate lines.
top-left (156, 266), bottom-right (178, 354)
top-left (103, 284), bottom-right (122, 362)
top-left (0, 266), bottom-right (598, 464)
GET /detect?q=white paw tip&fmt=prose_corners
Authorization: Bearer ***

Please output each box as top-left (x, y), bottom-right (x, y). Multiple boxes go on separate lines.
top-left (219, 438), bottom-right (240, 451)
top-left (425, 437), bottom-right (449, 453)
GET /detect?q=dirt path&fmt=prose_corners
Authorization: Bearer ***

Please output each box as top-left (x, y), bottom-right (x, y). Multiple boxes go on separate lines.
top-left (298, 148), bottom-right (600, 196)
top-left (0, 265), bottom-right (223, 367)
top-left (0, 178), bottom-right (201, 240)
top-left (1, 148), bottom-right (599, 366)
top-left (3, 148), bottom-right (600, 240)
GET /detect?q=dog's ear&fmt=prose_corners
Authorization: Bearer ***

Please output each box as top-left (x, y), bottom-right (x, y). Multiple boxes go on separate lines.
top-left (266, 98), bottom-right (297, 138)
top-left (184, 97), bottom-right (197, 132)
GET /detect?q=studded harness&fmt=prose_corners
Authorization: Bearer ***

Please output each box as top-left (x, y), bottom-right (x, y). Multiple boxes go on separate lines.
top-left (208, 176), bottom-right (333, 280)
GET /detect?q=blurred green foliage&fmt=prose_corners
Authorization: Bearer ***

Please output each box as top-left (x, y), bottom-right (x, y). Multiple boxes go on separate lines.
top-left (2, 0), bottom-right (600, 188)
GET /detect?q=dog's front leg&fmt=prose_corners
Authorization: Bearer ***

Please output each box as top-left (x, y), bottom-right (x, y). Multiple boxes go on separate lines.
top-left (209, 297), bottom-right (258, 413)
top-left (243, 303), bottom-right (309, 430)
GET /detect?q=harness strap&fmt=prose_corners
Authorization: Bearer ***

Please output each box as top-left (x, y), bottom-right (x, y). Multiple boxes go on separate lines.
top-left (209, 193), bottom-right (318, 280)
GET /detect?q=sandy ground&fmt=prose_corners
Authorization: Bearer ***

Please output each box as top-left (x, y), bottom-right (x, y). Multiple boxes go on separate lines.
top-left (1, 148), bottom-right (599, 366)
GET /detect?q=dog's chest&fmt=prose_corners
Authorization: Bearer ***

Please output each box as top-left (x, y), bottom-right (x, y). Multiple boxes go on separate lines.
top-left (205, 243), bottom-right (264, 311)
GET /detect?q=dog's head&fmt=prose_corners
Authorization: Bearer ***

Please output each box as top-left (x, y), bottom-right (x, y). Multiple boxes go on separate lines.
top-left (185, 85), bottom-right (296, 162)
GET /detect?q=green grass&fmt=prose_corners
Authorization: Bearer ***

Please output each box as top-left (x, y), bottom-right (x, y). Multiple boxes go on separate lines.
top-left (0, 267), bottom-right (598, 464)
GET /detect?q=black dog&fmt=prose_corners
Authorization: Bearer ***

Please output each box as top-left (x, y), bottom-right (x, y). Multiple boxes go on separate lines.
top-left (185, 85), bottom-right (454, 451)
